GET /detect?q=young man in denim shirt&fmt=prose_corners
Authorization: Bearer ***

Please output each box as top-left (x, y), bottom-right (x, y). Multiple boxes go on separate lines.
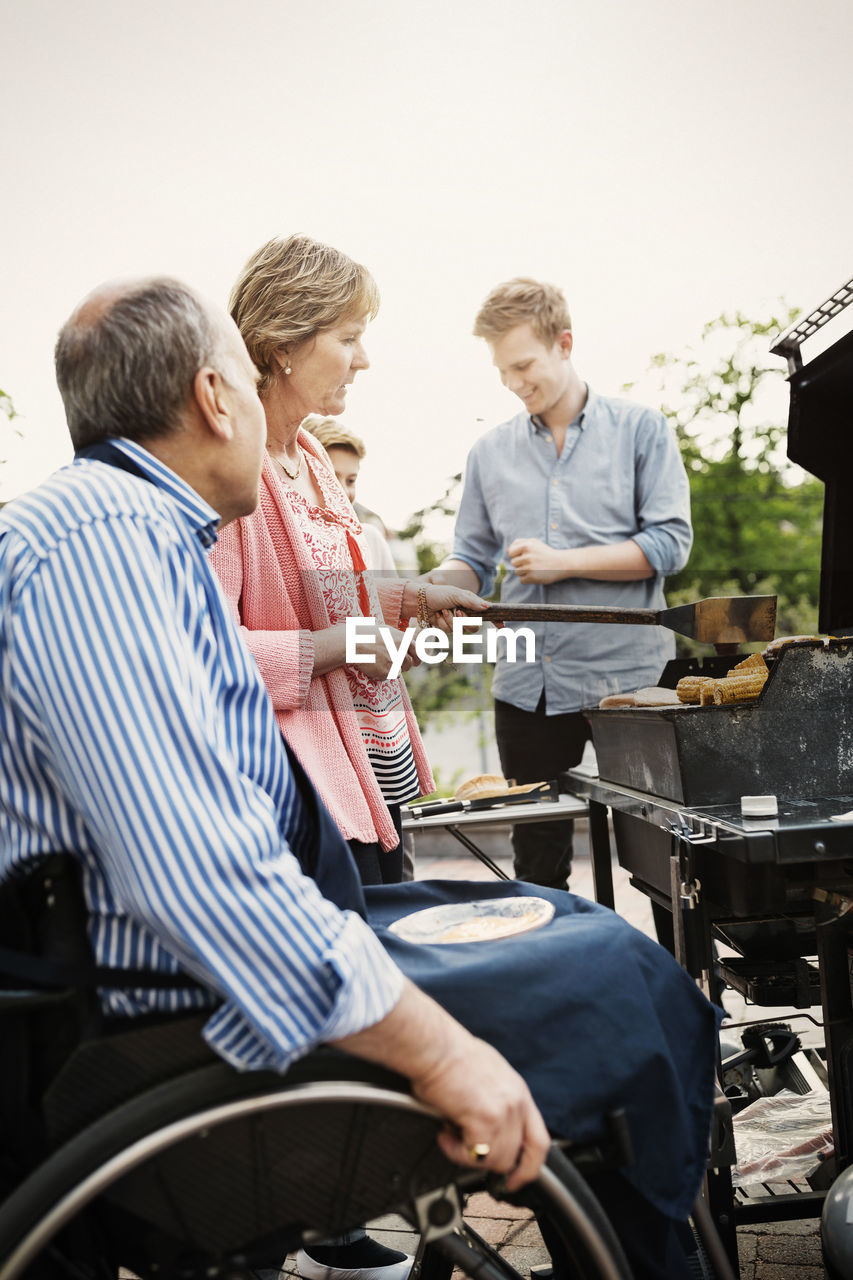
top-left (430, 278), bottom-right (692, 890)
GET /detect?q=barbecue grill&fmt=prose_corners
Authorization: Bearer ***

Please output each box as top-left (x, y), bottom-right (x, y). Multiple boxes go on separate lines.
top-left (568, 277), bottom-right (853, 1274)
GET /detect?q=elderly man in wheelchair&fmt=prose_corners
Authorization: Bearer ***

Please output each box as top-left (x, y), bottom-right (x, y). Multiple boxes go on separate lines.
top-left (0, 278), bottom-right (722, 1280)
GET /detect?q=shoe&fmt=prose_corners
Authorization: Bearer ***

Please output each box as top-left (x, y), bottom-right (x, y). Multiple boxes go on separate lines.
top-left (296, 1237), bottom-right (414, 1280)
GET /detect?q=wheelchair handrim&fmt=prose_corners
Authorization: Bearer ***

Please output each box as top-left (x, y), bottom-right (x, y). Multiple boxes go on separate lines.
top-left (536, 1164), bottom-right (630, 1280)
top-left (0, 1081), bottom-right (439, 1280)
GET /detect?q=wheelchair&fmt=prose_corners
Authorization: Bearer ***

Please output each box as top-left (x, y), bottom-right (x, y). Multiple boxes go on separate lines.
top-left (0, 855), bottom-right (722, 1280)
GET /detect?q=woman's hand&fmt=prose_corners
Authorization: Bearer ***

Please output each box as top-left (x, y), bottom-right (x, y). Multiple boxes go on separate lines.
top-left (425, 583), bottom-right (488, 637)
top-left (402, 580), bottom-right (488, 635)
top-left (348, 621), bottom-right (421, 681)
top-left (312, 622), bottom-right (420, 681)
top-left (423, 583), bottom-right (488, 615)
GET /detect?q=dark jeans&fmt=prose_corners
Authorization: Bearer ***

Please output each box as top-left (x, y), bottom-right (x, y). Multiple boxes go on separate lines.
top-left (347, 804), bottom-right (404, 886)
top-left (495, 695), bottom-right (591, 891)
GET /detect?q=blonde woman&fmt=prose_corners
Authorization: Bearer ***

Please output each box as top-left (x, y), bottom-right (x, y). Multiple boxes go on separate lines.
top-left (209, 236), bottom-right (484, 888)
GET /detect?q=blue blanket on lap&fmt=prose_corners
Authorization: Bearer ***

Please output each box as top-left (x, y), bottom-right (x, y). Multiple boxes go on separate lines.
top-left (280, 741), bottom-right (719, 1224)
top-left (365, 879), bottom-right (721, 1222)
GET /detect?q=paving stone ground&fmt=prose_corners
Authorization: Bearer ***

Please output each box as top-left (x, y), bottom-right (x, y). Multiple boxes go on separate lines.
top-left (403, 818), bottom-right (827, 1278)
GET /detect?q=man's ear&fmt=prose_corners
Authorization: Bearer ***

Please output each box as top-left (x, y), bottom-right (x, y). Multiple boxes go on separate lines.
top-left (193, 366), bottom-right (233, 441)
top-left (557, 329), bottom-right (574, 359)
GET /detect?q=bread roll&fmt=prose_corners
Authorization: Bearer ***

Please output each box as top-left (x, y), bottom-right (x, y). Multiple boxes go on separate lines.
top-left (454, 774), bottom-right (509, 801)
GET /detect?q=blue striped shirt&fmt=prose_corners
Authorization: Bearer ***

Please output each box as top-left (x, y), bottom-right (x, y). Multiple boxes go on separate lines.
top-left (0, 440), bottom-right (403, 1071)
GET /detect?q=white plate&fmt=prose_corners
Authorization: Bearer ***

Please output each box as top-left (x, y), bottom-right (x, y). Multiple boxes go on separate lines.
top-left (388, 896), bottom-right (555, 945)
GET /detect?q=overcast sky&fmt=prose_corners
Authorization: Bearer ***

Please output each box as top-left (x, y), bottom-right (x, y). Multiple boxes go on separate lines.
top-left (2, 0), bottom-right (852, 525)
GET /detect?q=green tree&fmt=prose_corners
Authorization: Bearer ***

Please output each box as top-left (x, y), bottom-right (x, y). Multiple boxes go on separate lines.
top-left (628, 307), bottom-right (823, 646)
top-left (399, 306), bottom-right (825, 722)
top-left (396, 474), bottom-right (463, 575)
top-left (1, 388), bottom-right (19, 440)
top-left (396, 473), bottom-right (489, 731)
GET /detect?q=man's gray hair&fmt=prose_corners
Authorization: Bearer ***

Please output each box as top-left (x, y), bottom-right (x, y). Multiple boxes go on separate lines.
top-left (55, 278), bottom-right (226, 450)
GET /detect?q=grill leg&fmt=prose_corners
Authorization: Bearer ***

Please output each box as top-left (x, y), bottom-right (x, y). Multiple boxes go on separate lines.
top-left (669, 837), bottom-right (718, 1003)
top-left (587, 800), bottom-right (615, 910)
top-left (816, 912), bottom-right (853, 1169)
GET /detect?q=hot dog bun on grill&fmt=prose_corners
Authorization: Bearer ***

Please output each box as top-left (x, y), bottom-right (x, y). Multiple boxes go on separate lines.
top-left (599, 687), bottom-right (681, 708)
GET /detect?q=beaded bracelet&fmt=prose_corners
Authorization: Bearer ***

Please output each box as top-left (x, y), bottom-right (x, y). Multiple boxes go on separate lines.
top-left (416, 585), bottom-right (430, 628)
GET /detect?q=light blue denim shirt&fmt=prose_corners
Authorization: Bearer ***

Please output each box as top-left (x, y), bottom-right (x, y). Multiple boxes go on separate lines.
top-left (451, 390), bottom-right (693, 713)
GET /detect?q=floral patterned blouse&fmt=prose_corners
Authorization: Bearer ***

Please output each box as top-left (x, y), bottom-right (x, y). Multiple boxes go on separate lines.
top-left (279, 453), bottom-right (419, 808)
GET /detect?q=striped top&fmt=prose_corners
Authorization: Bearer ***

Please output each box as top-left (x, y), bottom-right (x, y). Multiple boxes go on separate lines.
top-left (0, 440), bottom-right (403, 1071)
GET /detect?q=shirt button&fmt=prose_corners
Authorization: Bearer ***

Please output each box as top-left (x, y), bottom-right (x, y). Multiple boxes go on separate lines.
top-left (550, 522), bottom-right (558, 529)
top-left (544, 655), bottom-right (552, 663)
top-left (552, 479), bottom-right (558, 486)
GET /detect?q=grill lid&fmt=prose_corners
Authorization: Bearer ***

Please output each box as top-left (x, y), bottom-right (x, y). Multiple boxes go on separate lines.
top-left (771, 279), bottom-right (853, 636)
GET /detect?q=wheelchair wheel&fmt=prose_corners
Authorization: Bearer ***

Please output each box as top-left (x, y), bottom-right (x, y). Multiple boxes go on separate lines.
top-left (418, 1146), bottom-right (631, 1280)
top-left (0, 1062), bottom-right (632, 1280)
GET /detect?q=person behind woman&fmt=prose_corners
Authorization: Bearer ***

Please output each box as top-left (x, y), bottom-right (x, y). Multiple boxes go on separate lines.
top-left (303, 414), bottom-right (417, 881)
top-left (209, 235), bottom-right (484, 886)
top-left (301, 415), bottom-right (397, 574)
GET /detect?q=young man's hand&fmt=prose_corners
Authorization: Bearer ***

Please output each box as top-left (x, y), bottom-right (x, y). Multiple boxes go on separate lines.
top-left (508, 538), bottom-right (568, 585)
top-left (508, 537), bottom-right (654, 584)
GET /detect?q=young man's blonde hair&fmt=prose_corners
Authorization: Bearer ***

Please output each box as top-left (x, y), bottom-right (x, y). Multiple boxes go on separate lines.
top-left (229, 235), bottom-right (380, 396)
top-left (302, 415), bottom-right (366, 460)
top-left (472, 277), bottom-right (572, 347)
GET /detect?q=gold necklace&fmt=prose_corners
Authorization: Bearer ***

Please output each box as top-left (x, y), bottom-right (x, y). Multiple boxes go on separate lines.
top-left (273, 449), bottom-right (302, 481)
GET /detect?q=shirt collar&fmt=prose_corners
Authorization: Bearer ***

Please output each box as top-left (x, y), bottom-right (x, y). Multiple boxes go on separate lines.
top-left (107, 438), bottom-right (221, 548)
top-left (529, 385), bottom-right (593, 435)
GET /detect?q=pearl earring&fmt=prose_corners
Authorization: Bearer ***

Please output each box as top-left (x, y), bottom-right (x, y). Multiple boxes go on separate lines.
top-left (284, 363), bottom-right (292, 375)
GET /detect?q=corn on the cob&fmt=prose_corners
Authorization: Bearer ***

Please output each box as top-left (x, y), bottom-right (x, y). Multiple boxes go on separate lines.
top-left (677, 652), bottom-right (769, 707)
top-left (729, 652), bottom-right (768, 675)
top-left (712, 670), bottom-right (767, 704)
top-left (676, 676), bottom-right (716, 704)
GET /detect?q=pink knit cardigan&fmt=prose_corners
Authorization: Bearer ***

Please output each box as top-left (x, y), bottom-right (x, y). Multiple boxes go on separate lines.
top-left (208, 433), bottom-right (434, 851)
